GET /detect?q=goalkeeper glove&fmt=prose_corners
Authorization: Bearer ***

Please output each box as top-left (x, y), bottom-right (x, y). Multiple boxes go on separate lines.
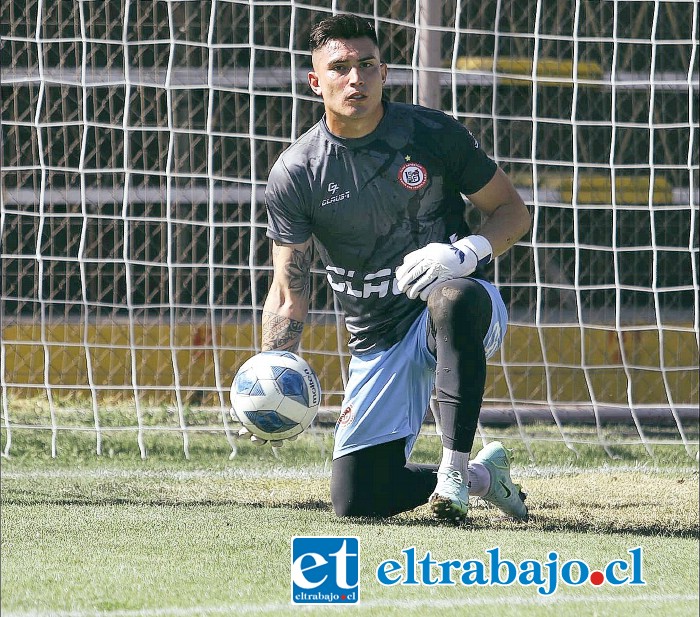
top-left (396, 235), bottom-right (493, 301)
top-left (236, 426), bottom-right (298, 448)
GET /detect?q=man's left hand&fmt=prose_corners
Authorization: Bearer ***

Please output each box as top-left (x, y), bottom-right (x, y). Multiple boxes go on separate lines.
top-left (396, 242), bottom-right (477, 301)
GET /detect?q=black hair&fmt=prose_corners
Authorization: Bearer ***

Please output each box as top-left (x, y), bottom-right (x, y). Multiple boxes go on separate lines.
top-left (309, 14), bottom-right (378, 53)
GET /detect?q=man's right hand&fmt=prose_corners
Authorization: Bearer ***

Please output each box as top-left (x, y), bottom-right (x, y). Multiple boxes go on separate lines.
top-left (236, 426), bottom-right (298, 448)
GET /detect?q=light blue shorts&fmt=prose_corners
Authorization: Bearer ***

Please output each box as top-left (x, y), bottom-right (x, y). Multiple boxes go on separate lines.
top-left (333, 279), bottom-right (508, 460)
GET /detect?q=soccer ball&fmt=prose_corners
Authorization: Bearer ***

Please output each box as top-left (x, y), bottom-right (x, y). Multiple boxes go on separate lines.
top-left (230, 351), bottom-right (321, 441)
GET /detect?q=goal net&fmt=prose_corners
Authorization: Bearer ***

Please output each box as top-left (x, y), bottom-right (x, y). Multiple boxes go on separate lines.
top-left (1, 0), bottom-right (698, 460)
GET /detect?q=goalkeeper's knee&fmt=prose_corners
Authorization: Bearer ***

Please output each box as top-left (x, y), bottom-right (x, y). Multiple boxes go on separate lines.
top-left (426, 278), bottom-right (491, 340)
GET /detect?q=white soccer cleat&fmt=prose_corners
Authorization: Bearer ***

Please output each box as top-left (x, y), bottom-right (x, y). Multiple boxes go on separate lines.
top-left (473, 441), bottom-right (528, 521)
top-left (429, 469), bottom-right (469, 522)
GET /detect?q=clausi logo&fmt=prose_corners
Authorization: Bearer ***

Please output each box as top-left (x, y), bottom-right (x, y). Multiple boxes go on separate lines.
top-left (291, 537), bottom-right (360, 605)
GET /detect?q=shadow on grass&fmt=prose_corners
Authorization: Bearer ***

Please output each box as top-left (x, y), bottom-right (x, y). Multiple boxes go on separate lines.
top-left (4, 491), bottom-right (330, 511)
top-left (340, 511), bottom-right (700, 539)
top-left (7, 490), bottom-right (697, 539)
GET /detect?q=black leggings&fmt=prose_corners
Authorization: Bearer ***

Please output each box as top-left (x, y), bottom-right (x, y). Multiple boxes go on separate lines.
top-left (426, 277), bottom-right (492, 452)
top-left (331, 438), bottom-right (437, 517)
top-left (331, 278), bottom-right (493, 518)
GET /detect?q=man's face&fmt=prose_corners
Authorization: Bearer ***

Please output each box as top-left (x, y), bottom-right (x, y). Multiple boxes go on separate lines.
top-left (308, 37), bottom-right (387, 138)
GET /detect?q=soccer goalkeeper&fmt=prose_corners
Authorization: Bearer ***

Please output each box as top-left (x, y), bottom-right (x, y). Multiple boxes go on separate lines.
top-left (245, 13), bottom-right (531, 522)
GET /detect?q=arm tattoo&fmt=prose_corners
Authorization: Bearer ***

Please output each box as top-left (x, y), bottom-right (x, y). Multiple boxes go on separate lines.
top-left (284, 245), bottom-right (313, 300)
top-left (263, 243), bottom-right (311, 351)
top-left (262, 312), bottom-right (305, 351)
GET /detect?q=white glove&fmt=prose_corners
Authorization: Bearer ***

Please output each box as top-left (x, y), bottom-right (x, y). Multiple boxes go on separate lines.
top-left (395, 235), bottom-right (493, 301)
top-left (236, 426), bottom-right (298, 448)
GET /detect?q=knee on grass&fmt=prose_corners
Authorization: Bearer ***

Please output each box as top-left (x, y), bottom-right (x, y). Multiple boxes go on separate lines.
top-left (332, 494), bottom-right (393, 518)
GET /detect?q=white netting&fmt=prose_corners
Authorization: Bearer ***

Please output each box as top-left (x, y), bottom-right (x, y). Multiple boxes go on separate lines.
top-left (1, 0), bottom-right (698, 459)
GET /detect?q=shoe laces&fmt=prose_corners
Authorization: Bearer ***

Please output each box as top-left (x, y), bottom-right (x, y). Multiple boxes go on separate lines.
top-left (438, 469), bottom-right (465, 494)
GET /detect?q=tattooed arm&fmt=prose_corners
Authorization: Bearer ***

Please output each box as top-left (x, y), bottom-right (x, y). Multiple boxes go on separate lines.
top-left (261, 239), bottom-right (313, 352)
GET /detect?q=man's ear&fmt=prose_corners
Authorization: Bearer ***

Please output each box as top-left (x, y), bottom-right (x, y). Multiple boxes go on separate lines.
top-left (308, 71), bottom-right (322, 96)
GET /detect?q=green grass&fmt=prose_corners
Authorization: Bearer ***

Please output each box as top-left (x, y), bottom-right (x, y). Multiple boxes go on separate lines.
top-left (3, 396), bottom-right (698, 468)
top-left (1, 400), bottom-right (699, 616)
top-left (2, 501), bottom-right (698, 617)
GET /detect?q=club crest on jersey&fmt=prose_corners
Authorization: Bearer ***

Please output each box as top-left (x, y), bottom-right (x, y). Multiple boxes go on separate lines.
top-left (337, 405), bottom-right (355, 429)
top-left (398, 161), bottom-right (428, 190)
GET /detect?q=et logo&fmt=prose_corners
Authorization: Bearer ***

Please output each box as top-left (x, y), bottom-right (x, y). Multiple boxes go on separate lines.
top-left (291, 537), bottom-right (360, 605)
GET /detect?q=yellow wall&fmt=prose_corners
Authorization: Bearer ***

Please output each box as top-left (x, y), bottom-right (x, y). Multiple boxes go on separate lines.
top-left (2, 322), bottom-right (697, 407)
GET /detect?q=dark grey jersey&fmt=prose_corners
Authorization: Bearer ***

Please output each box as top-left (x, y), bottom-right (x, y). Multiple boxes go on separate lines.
top-left (265, 101), bottom-right (497, 354)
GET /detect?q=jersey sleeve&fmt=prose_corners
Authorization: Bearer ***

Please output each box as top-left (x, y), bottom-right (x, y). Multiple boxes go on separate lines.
top-left (265, 157), bottom-right (313, 245)
top-left (443, 118), bottom-right (498, 196)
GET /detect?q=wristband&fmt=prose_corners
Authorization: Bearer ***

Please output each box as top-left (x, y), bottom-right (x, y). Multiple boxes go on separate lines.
top-left (453, 235), bottom-right (493, 268)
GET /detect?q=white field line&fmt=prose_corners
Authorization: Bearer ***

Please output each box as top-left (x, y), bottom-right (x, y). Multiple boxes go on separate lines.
top-left (0, 467), bottom-right (331, 481)
top-left (1, 464), bottom-right (697, 482)
top-left (3, 594), bottom-right (699, 617)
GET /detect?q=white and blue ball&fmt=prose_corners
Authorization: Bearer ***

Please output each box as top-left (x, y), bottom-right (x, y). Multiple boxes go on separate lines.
top-left (230, 351), bottom-right (321, 441)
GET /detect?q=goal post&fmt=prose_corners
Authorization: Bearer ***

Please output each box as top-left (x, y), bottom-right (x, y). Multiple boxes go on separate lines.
top-left (1, 0), bottom-right (698, 460)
